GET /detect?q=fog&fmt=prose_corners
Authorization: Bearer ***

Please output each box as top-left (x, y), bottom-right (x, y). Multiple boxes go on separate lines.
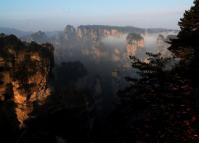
top-left (50, 30), bottom-right (176, 114)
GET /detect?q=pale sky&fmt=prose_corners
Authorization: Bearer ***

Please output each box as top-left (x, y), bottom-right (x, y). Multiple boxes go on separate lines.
top-left (0, 0), bottom-right (194, 31)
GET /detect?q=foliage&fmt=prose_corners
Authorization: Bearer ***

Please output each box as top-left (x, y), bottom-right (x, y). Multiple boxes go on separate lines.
top-left (127, 33), bottom-right (143, 44)
top-left (114, 52), bottom-right (199, 143)
top-left (179, 0), bottom-right (199, 31)
top-left (170, 0), bottom-right (199, 87)
top-left (176, 0), bottom-right (199, 47)
top-left (114, 2), bottom-right (199, 141)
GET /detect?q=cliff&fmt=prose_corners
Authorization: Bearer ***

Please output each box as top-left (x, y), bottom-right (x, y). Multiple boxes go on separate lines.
top-left (76, 25), bottom-right (125, 41)
top-left (126, 33), bottom-right (144, 57)
top-left (64, 25), bottom-right (76, 40)
top-left (62, 25), bottom-right (145, 42)
top-left (0, 34), bottom-right (54, 127)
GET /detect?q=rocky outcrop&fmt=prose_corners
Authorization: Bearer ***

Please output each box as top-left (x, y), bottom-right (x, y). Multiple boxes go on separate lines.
top-left (76, 26), bottom-right (124, 41)
top-left (0, 34), bottom-right (54, 127)
top-left (62, 25), bottom-right (143, 42)
top-left (57, 25), bottom-right (145, 63)
top-left (126, 33), bottom-right (144, 57)
top-left (64, 25), bottom-right (76, 40)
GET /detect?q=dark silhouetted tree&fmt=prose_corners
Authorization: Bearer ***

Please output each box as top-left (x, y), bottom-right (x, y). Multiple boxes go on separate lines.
top-left (179, 0), bottom-right (199, 31)
top-left (114, 52), bottom-right (199, 143)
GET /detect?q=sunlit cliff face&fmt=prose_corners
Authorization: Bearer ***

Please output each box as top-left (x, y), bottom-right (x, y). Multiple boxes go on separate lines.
top-left (13, 52), bottom-right (52, 127)
top-left (0, 35), bottom-right (54, 128)
top-left (12, 73), bottom-right (51, 127)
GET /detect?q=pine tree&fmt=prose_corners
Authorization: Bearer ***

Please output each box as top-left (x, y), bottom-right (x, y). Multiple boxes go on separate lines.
top-left (179, 0), bottom-right (199, 31)
top-left (112, 2), bottom-right (199, 142)
top-left (114, 53), bottom-right (199, 142)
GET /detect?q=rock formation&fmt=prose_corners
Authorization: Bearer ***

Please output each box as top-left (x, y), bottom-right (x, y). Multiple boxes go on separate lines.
top-left (62, 25), bottom-right (144, 43)
top-left (0, 34), bottom-right (54, 127)
top-left (76, 25), bottom-right (124, 41)
top-left (64, 25), bottom-right (76, 40)
top-left (126, 33), bottom-right (144, 57)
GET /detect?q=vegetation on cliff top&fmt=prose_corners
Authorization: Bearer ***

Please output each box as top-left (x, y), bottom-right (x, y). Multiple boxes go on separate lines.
top-left (126, 33), bottom-right (143, 44)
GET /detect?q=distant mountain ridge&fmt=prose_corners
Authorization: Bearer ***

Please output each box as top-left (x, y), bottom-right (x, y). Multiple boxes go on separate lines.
top-left (0, 25), bottom-right (178, 38)
top-left (77, 25), bottom-right (178, 34)
top-left (0, 27), bottom-right (31, 37)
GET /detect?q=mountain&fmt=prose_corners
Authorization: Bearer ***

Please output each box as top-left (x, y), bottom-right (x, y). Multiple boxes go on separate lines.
top-left (126, 33), bottom-right (145, 57)
top-left (0, 27), bottom-right (31, 37)
top-left (76, 25), bottom-right (177, 34)
top-left (0, 25), bottom-right (177, 39)
top-left (0, 34), bottom-right (54, 128)
top-left (16, 25), bottom-right (177, 64)
top-left (146, 28), bottom-right (179, 33)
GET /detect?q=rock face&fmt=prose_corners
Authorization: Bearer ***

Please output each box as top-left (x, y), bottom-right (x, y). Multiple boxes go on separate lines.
top-left (76, 25), bottom-right (124, 41)
top-left (126, 33), bottom-right (144, 57)
top-left (62, 25), bottom-right (145, 60)
top-left (19, 25), bottom-right (146, 64)
top-left (64, 25), bottom-right (76, 40)
top-left (0, 34), bottom-right (54, 127)
top-left (62, 25), bottom-right (144, 42)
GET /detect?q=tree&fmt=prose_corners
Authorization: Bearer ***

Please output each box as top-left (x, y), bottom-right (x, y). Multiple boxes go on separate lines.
top-left (179, 0), bottom-right (199, 31)
top-left (114, 53), bottom-right (199, 143)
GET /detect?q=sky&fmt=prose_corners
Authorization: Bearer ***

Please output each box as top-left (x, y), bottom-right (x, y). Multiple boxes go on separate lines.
top-left (0, 0), bottom-right (194, 31)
